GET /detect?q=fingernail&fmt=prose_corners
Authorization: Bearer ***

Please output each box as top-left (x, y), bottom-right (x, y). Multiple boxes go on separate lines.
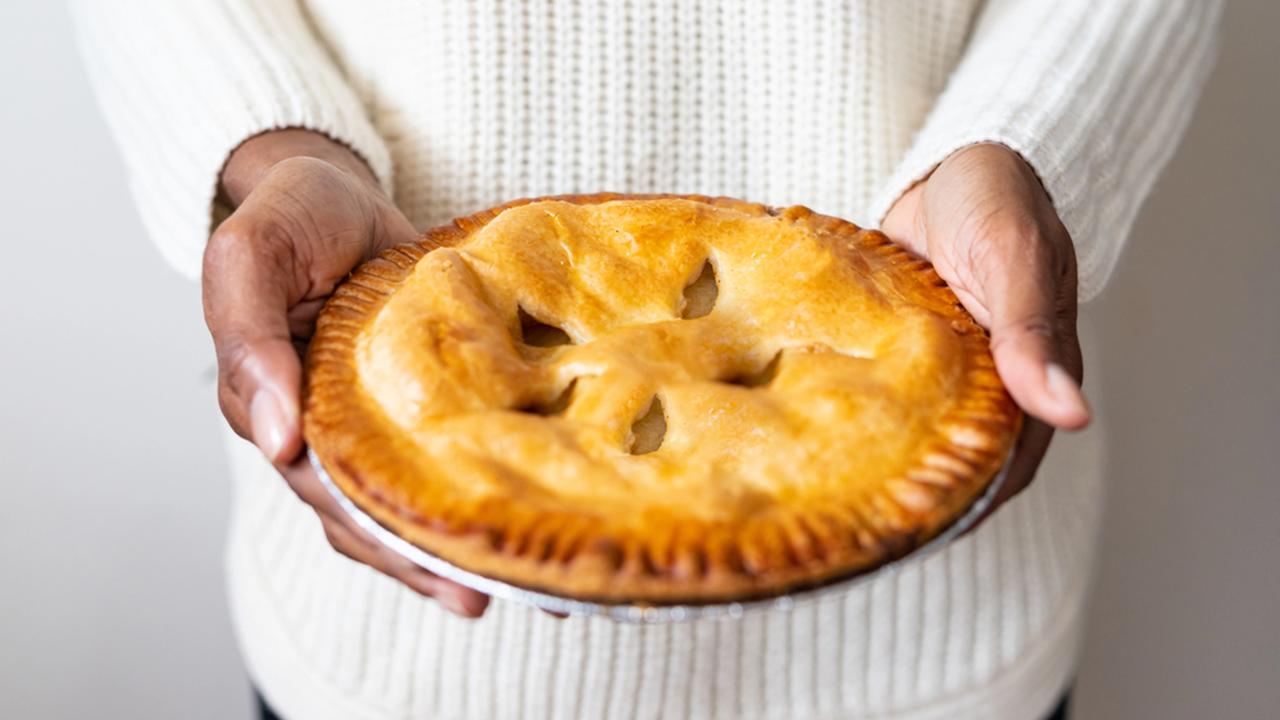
top-left (1045, 363), bottom-right (1090, 417)
top-left (250, 391), bottom-right (288, 462)
top-left (438, 592), bottom-right (469, 617)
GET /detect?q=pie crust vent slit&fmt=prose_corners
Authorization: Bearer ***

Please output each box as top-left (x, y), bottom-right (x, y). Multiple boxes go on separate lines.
top-left (628, 396), bottom-right (667, 455)
top-left (680, 259), bottom-right (718, 319)
top-left (518, 306), bottom-right (572, 347)
top-left (724, 350), bottom-right (782, 388)
top-left (518, 379), bottom-right (577, 416)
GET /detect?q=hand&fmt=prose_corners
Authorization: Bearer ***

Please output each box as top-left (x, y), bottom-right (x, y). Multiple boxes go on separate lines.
top-left (204, 129), bottom-right (489, 617)
top-left (882, 142), bottom-right (1091, 517)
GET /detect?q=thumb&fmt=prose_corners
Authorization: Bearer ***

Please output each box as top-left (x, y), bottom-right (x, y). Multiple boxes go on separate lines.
top-left (203, 218), bottom-right (305, 464)
top-left (238, 338), bottom-right (303, 464)
top-left (983, 237), bottom-right (1091, 431)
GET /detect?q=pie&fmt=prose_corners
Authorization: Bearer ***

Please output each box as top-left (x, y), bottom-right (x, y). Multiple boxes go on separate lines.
top-left (303, 194), bottom-right (1020, 604)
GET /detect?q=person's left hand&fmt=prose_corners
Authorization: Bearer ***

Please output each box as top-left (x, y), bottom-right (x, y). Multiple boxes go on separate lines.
top-left (881, 142), bottom-right (1092, 518)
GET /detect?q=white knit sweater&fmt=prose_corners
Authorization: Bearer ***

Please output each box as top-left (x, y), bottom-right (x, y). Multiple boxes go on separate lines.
top-left (75, 2), bottom-right (1218, 718)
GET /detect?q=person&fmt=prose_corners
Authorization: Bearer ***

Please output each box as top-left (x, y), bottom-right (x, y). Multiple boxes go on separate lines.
top-left (74, 1), bottom-right (1219, 718)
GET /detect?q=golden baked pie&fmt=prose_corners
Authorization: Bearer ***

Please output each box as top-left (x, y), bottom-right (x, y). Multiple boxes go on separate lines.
top-left (304, 194), bottom-right (1020, 604)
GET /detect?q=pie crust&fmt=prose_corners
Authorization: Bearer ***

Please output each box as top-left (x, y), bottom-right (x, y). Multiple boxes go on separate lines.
top-left (303, 194), bottom-right (1020, 604)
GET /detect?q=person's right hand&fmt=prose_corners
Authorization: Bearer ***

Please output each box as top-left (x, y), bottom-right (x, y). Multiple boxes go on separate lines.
top-left (203, 129), bottom-right (489, 618)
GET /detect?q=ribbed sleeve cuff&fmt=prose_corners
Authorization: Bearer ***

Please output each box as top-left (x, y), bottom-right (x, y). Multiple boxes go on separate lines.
top-left (74, 0), bottom-right (392, 279)
top-left (870, 0), bottom-right (1221, 302)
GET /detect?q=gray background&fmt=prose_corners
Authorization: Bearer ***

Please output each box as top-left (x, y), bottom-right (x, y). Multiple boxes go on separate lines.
top-left (1, 1), bottom-right (1275, 718)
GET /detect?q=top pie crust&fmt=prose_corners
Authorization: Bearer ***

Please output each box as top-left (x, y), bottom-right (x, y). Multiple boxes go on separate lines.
top-left (303, 194), bottom-right (1020, 604)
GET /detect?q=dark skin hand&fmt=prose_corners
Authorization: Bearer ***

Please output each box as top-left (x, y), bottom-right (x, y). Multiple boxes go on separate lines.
top-left (882, 142), bottom-right (1091, 518)
top-left (205, 134), bottom-right (1085, 620)
top-left (205, 129), bottom-right (488, 618)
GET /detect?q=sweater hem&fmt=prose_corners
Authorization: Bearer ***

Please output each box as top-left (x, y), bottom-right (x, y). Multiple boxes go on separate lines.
top-left (227, 508), bottom-right (1086, 720)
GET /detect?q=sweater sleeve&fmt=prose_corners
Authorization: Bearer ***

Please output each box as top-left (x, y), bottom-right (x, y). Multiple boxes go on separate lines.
top-left (72, 0), bottom-right (393, 280)
top-left (869, 0), bottom-right (1222, 302)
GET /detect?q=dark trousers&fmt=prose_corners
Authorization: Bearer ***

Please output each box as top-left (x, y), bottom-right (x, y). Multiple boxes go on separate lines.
top-left (257, 690), bottom-right (1071, 719)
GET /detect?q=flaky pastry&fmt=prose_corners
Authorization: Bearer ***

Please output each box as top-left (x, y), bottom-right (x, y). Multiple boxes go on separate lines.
top-left (303, 194), bottom-right (1020, 603)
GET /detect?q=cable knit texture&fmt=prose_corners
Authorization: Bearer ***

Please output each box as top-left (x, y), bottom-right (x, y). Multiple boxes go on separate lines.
top-left (74, 1), bottom-right (1218, 718)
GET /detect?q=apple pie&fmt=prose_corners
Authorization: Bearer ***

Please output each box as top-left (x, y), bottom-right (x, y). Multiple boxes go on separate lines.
top-left (303, 194), bottom-right (1020, 603)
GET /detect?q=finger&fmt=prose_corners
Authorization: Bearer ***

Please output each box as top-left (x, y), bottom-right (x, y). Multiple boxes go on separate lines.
top-left (281, 457), bottom-right (490, 618)
top-left (346, 528), bottom-right (490, 617)
top-left (280, 455), bottom-right (352, 520)
top-left (287, 299), bottom-right (328, 339)
top-left (368, 194), bottom-right (422, 255)
top-left (987, 419), bottom-right (1055, 511)
top-left (963, 418), bottom-right (1055, 534)
top-left (316, 517), bottom-right (469, 611)
top-left (982, 234), bottom-right (1091, 431)
top-left (399, 561), bottom-right (494, 617)
top-left (315, 498), bottom-right (491, 618)
top-left (318, 510), bottom-right (374, 562)
top-left (880, 183), bottom-right (929, 258)
top-left (203, 211), bottom-right (306, 464)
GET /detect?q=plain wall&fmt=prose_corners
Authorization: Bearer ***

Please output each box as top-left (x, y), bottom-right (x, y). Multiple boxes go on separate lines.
top-left (1071, 1), bottom-right (1280, 716)
top-left (0, 1), bottom-right (1274, 718)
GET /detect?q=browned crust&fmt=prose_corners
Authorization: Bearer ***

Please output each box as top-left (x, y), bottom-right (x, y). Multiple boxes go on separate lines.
top-left (303, 193), bottom-right (1021, 604)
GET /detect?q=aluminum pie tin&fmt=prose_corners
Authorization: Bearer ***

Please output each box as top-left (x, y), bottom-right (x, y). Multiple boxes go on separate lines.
top-left (311, 448), bottom-right (1011, 624)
